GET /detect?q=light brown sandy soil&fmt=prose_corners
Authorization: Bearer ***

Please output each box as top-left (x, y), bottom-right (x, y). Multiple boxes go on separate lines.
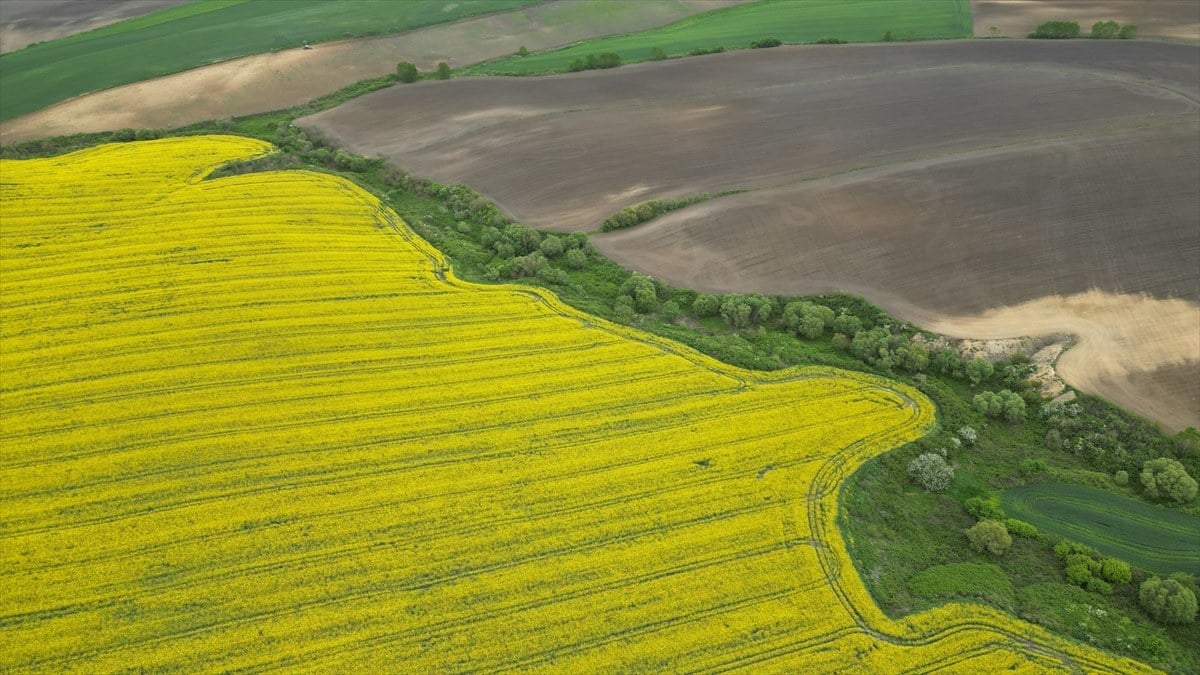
top-left (921, 292), bottom-right (1200, 433)
top-left (0, 0), bottom-right (746, 143)
top-left (972, 0), bottom-right (1200, 41)
top-left (0, 0), bottom-right (186, 54)
top-left (301, 41), bottom-right (1199, 431)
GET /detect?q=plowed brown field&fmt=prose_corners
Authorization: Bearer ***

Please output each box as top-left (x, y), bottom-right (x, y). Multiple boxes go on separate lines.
top-left (302, 40), bottom-right (1200, 431)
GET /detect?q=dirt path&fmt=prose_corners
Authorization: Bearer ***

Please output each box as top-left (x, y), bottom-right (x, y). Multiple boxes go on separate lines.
top-left (0, 0), bottom-right (745, 143)
top-left (971, 0), bottom-right (1200, 41)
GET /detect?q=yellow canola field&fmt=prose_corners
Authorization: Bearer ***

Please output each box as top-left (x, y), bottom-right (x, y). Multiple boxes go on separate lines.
top-left (0, 137), bottom-right (1149, 672)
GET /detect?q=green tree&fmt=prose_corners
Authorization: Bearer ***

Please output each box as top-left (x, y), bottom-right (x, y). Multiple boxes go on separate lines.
top-left (965, 520), bottom-right (1011, 555)
top-left (1118, 24), bottom-right (1137, 39)
top-left (831, 313), bottom-right (862, 336)
top-left (516, 45), bottom-right (529, 57)
top-left (1091, 20), bottom-right (1120, 38)
top-left (660, 300), bottom-right (681, 322)
top-left (435, 62), bottom-right (451, 80)
top-left (692, 294), bottom-right (719, 317)
top-left (1100, 558), bottom-right (1132, 585)
top-left (1140, 457), bottom-right (1199, 504)
top-left (539, 234), bottom-right (564, 258)
top-left (1139, 577), bottom-right (1198, 624)
top-left (907, 452), bottom-right (953, 492)
top-left (396, 61), bottom-right (419, 83)
top-left (965, 357), bottom-right (994, 386)
top-left (564, 248), bottom-right (587, 270)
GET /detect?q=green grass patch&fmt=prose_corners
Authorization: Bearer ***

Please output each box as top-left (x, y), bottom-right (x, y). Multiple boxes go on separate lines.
top-left (467, 0), bottom-right (972, 75)
top-left (907, 562), bottom-right (1015, 608)
top-left (0, 0), bottom-right (538, 121)
top-left (1002, 483), bottom-right (1200, 575)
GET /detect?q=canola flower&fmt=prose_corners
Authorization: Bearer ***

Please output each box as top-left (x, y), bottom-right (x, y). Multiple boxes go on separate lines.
top-left (0, 138), bottom-right (1152, 672)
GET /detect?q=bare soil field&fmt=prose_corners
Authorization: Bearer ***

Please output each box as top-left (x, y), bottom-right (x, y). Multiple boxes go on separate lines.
top-left (301, 41), bottom-right (1200, 430)
top-left (972, 1), bottom-right (1200, 41)
top-left (0, 0), bottom-right (744, 143)
top-left (0, 0), bottom-right (186, 54)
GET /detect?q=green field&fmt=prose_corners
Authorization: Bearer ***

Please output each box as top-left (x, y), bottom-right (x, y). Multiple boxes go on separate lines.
top-left (0, 0), bottom-right (537, 121)
top-left (468, 0), bottom-right (973, 75)
top-left (1001, 483), bottom-right (1200, 575)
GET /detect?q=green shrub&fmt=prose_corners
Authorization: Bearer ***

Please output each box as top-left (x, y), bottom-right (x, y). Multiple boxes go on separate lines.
top-left (908, 452), bottom-right (954, 492)
top-left (882, 30), bottom-right (895, 42)
top-left (1140, 457), bottom-right (1198, 504)
top-left (396, 61), bottom-right (419, 83)
top-left (650, 46), bottom-right (667, 61)
top-left (965, 520), bottom-right (1012, 555)
top-left (965, 495), bottom-right (1005, 521)
top-left (692, 294), bottom-right (719, 317)
top-left (1118, 24), bottom-right (1137, 39)
top-left (750, 37), bottom-right (782, 48)
top-left (435, 62), bottom-right (451, 80)
top-left (1091, 20), bottom-right (1120, 38)
top-left (516, 45), bottom-right (529, 57)
top-left (1029, 20), bottom-right (1080, 39)
top-left (1139, 577), bottom-right (1198, 624)
top-left (1100, 558), bottom-right (1132, 585)
top-left (564, 248), bottom-right (588, 270)
top-left (660, 300), bottom-right (681, 322)
top-left (815, 37), bottom-right (847, 44)
top-left (1004, 518), bottom-right (1038, 539)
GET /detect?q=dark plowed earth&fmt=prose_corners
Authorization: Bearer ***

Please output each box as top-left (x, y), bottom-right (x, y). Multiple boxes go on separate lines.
top-left (301, 40), bottom-right (1198, 234)
top-left (301, 40), bottom-right (1200, 431)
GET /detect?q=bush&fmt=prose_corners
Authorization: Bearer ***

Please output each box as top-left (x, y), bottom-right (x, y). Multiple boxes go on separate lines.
top-left (973, 389), bottom-right (1026, 423)
top-left (965, 495), bottom-right (1005, 521)
top-left (1091, 20), bottom-right (1120, 38)
top-left (1029, 20), bottom-right (1080, 39)
top-left (564, 248), bottom-right (588, 270)
top-left (908, 452), bottom-right (954, 492)
top-left (539, 235), bottom-right (564, 258)
top-left (692, 294), bottom-right (719, 317)
top-left (660, 300), bottom-right (681, 322)
top-left (1140, 457), bottom-right (1198, 504)
top-left (965, 357), bottom-right (994, 386)
top-left (687, 46), bottom-right (724, 56)
top-left (435, 62), bottom-right (451, 80)
top-left (396, 61), bottom-right (419, 83)
top-left (1018, 458), bottom-right (1048, 476)
top-left (1005, 518), bottom-right (1038, 539)
top-left (1118, 24), bottom-right (1137, 39)
top-left (1100, 558), bottom-right (1132, 585)
top-left (957, 426), bottom-right (978, 446)
top-left (815, 37), bottom-right (847, 44)
top-left (750, 37), bottom-right (782, 48)
top-left (516, 45), bottom-right (529, 57)
top-left (112, 128), bottom-right (136, 142)
top-left (1139, 577), bottom-right (1198, 624)
top-left (1114, 469), bottom-right (1129, 485)
top-left (1086, 576), bottom-right (1113, 595)
top-left (650, 46), bottom-right (667, 61)
top-left (882, 30), bottom-right (895, 42)
top-left (965, 520), bottom-right (1012, 555)
top-left (831, 313), bottom-right (862, 336)
top-left (783, 301), bottom-right (834, 339)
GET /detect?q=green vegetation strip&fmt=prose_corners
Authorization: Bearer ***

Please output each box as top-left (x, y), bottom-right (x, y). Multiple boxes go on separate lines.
top-left (0, 0), bottom-right (539, 122)
top-left (468, 0), bottom-right (972, 75)
top-left (1001, 483), bottom-right (1200, 575)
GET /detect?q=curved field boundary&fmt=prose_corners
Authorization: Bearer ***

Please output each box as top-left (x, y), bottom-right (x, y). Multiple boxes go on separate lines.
top-left (467, 0), bottom-right (972, 75)
top-left (0, 137), bottom-right (1149, 672)
top-left (1002, 483), bottom-right (1200, 575)
top-left (0, 0), bottom-right (542, 121)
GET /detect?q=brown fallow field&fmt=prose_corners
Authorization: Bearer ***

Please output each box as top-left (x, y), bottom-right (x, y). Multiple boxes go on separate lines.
top-left (971, 0), bottom-right (1200, 41)
top-left (301, 41), bottom-right (1200, 432)
top-left (0, 0), bottom-right (746, 143)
